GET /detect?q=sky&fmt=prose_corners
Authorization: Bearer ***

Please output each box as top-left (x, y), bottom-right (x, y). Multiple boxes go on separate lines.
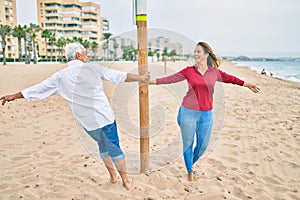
top-left (16, 0), bottom-right (300, 57)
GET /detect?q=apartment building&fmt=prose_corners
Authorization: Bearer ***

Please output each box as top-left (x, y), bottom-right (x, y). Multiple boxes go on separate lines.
top-left (102, 17), bottom-right (109, 33)
top-left (0, 0), bottom-right (18, 59)
top-left (107, 36), bottom-right (136, 59)
top-left (149, 36), bottom-right (183, 55)
top-left (37, 0), bottom-right (103, 58)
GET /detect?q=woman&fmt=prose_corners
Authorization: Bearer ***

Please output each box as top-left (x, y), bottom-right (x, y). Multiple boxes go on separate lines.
top-left (150, 42), bottom-right (259, 181)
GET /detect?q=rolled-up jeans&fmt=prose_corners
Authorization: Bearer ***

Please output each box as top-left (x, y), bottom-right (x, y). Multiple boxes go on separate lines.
top-left (85, 120), bottom-right (125, 162)
top-left (177, 106), bottom-right (213, 173)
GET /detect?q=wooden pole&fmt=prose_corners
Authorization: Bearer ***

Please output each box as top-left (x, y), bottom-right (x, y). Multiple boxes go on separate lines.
top-left (135, 0), bottom-right (149, 172)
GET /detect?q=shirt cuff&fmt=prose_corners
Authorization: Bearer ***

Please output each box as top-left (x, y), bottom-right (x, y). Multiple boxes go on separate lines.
top-left (119, 72), bottom-right (128, 84)
top-left (238, 80), bottom-right (245, 86)
top-left (156, 78), bottom-right (163, 85)
top-left (21, 89), bottom-right (31, 102)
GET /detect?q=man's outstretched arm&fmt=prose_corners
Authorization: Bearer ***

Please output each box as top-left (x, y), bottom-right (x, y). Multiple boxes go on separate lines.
top-left (1, 72), bottom-right (60, 106)
top-left (1, 92), bottom-right (24, 105)
top-left (125, 72), bottom-right (150, 82)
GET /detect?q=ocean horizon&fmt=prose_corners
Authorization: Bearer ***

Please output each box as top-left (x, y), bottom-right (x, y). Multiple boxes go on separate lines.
top-left (233, 60), bottom-right (300, 83)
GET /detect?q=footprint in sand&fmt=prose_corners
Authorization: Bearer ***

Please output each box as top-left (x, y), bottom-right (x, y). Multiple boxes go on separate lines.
top-left (269, 141), bottom-right (279, 147)
top-left (149, 174), bottom-right (168, 190)
top-left (233, 186), bottom-right (250, 199)
top-left (11, 156), bottom-right (27, 161)
top-left (262, 176), bottom-right (281, 185)
top-left (222, 143), bottom-right (238, 148)
top-left (222, 156), bottom-right (238, 163)
top-left (285, 161), bottom-right (299, 169)
top-left (263, 155), bottom-right (274, 162)
top-left (279, 150), bottom-right (292, 158)
top-left (240, 162), bottom-right (260, 168)
top-left (248, 146), bottom-right (258, 152)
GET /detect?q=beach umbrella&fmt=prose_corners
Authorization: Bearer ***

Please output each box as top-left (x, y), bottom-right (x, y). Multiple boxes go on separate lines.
top-left (134, 0), bottom-right (149, 172)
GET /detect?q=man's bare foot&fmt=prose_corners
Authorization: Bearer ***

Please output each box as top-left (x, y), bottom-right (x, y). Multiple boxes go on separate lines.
top-left (110, 176), bottom-right (118, 184)
top-left (122, 178), bottom-right (132, 190)
top-left (188, 172), bottom-right (194, 181)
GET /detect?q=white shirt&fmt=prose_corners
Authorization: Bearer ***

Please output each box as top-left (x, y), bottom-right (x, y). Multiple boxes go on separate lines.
top-left (21, 60), bottom-right (127, 131)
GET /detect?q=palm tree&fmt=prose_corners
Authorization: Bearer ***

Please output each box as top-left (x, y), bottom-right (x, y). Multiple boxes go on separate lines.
top-left (109, 50), bottom-right (114, 60)
top-left (169, 50), bottom-right (177, 57)
top-left (103, 33), bottom-right (112, 60)
top-left (41, 29), bottom-right (51, 61)
top-left (121, 45), bottom-right (136, 61)
top-left (113, 39), bottom-right (119, 61)
top-left (169, 50), bottom-right (177, 62)
top-left (82, 40), bottom-right (90, 61)
top-left (25, 26), bottom-right (32, 64)
top-left (72, 36), bottom-right (82, 44)
top-left (30, 33), bottom-right (38, 64)
top-left (148, 50), bottom-right (155, 62)
top-left (155, 49), bottom-right (161, 62)
top-left (0, 24), bottom-right (12, 65)
top-left (162, 47), bottom-right (169, 60)
top-left (102, 43), bottom-right (108, 61)
top-left (65, 38), bottom-right (72, 47)
top-left (28, 23), bottom-right (41, 64)
top-left (49, 32), bottom-right (56, 61)
top-left (132, 48), bottom-right (138, 62)
top-left (56, 37), bottom-right (66, 62)
top-left (12, 25), bottom-right (25, 62)
top-left (22, 25), bottom-right (30, 64)
top-left (91, 41), bottom-right (98, 61)
top-left (82, 40), bottom-right (90, 50)
top-left (103, 33), bottom-right (112, 40)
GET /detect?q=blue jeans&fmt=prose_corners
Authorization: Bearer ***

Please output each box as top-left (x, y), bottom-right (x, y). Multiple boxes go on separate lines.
top-left (177, 106), bottom-right (213, 173)
top-left (85, 121), bottom-right (125, 162)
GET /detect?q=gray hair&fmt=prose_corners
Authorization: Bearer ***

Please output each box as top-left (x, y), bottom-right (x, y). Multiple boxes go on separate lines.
top-left (65, 42), bottom-right (85, 61)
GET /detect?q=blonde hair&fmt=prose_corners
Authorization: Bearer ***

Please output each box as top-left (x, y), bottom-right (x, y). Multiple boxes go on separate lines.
top-left (197, 42), bottom-right (220, 68)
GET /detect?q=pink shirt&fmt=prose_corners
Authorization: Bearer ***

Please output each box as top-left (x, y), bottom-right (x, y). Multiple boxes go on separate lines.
top-left (156, 65), bottom-right (244, 111)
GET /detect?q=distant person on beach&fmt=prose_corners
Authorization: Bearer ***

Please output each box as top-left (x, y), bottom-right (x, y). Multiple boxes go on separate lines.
top-left (261, 68), bottom-right (266, 75)
top-left (0, 42), bottom-right (150, 190)
top-left (149, 41), bottom-right (260, 181)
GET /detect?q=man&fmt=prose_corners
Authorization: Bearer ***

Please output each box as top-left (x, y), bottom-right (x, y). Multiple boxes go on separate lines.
top-left (1, 43), bottom-right (150, 190)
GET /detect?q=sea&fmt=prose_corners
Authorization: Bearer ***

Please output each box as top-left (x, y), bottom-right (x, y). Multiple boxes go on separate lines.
top-left (233, 60), bottom-right (300, 83)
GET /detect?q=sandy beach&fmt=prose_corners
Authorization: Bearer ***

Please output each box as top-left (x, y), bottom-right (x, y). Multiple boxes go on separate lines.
top-left (0, 60), bottom-right (299, 200)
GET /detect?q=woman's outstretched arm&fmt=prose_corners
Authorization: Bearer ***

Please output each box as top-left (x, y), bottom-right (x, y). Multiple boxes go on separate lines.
top-left (243, 82), bottom-right (260, 93)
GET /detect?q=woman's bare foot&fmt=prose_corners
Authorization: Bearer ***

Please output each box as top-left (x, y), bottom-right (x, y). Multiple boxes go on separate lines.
top-left (188, 172), bottom-right (194, 181)
top-left (122, 178), bottom-right (132, 190)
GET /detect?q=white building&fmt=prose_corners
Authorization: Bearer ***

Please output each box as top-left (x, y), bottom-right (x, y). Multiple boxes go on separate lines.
top-left (148, 36), bottom-right (183, 55)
